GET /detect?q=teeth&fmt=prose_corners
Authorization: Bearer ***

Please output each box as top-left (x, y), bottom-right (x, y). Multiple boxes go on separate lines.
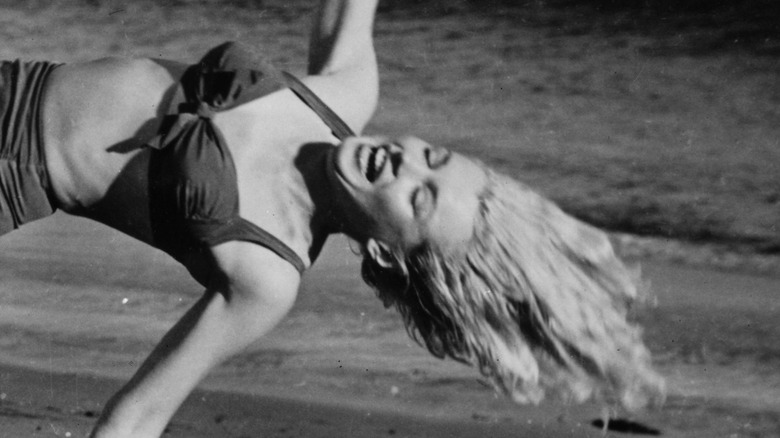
top-left (372, 148), bottom-right (387, 178)
top-left (358, 144), bottom-right (388, 182)
top-left (358, 144), bottom-right (371, 179)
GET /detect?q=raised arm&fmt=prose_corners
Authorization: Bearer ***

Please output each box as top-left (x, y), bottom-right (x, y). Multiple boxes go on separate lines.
top-left (90, 243), bottom-right (300, 438)
top-left (300, 0), bottom-right (380, 134)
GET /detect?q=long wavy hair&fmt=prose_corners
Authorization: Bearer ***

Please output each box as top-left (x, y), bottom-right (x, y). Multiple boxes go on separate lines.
top-left (361, 165), bottom-right (665, 410)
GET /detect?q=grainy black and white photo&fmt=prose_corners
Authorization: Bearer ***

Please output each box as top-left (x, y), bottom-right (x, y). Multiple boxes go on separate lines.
top-left (0, 1), bottom-right (777, 437)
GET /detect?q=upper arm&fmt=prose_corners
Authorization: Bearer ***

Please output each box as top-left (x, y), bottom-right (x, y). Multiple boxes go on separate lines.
top-left (209, 240), bottom-right (301, 315)
top-left (296, 63), bottom-right (378, 136)
top-left (91, 241), bottom-right (301, 436)
top-left (300, 0), bottom-right (380, 135)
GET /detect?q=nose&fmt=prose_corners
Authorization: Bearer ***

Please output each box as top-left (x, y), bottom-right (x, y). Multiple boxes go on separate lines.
top-left (392, 139), bottom-right (429, 177)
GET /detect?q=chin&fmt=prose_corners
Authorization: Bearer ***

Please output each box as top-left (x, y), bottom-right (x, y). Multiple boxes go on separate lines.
top-left (326, 144), bottom-right (367, 226)
top-left (332, 137), bottom-right (368, 190)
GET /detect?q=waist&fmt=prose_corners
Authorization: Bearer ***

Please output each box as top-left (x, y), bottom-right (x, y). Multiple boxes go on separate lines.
top-left (0, 59), bottom-right (61, 193)
top-left (0, 59), bottom-right (62, 230)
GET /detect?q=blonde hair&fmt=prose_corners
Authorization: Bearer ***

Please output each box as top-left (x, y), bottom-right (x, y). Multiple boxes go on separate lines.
top-left (362, 166), bottom-right (665, 410)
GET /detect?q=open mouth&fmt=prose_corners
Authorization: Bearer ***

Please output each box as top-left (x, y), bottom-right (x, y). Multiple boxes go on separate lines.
top-left (358, 144), bottom-right (388, 183)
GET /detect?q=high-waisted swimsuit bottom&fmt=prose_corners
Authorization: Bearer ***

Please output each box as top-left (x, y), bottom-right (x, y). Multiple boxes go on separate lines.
top-left (0, 60), bottom-right (59, 235)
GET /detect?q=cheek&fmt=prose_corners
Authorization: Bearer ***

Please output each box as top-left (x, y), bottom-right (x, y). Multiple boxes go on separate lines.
top-left (368, 189), bottom-right (418, 242)
top-left (372, 192), bottom-right (408, 224)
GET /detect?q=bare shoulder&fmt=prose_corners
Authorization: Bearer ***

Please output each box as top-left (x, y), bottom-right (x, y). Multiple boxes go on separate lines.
top-left (56, 56), bottom-right (185, 84)
top-left (43, 56), bottom-right (184, 143)
top-left (291, 71), bottom-right (378, 136)
top-left (208, 240), bottom-right (302, 304)
top-left (46, 56), bottom-right (184, 109)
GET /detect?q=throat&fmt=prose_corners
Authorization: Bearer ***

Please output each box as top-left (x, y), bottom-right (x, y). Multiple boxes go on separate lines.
top-left (291, 141), bottom-right (344, 242)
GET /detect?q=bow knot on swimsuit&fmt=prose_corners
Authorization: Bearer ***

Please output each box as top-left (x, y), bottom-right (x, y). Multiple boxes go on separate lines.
top-left (147, 41), bottom-right (309, 282)
top-left (146, 41), bottom-right (356, 284)
top-left (173, 100), bottom-right (213, 119)
top-left (196, 101), bottom-right (213, 119)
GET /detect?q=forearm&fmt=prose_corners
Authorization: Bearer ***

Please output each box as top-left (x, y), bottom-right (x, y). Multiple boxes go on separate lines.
top-left (308, 0), bottom-right (379, 75)
top-left (302, 0), bottom-right (380, 134)
top-left (91, 288), bottom-right (293, 438)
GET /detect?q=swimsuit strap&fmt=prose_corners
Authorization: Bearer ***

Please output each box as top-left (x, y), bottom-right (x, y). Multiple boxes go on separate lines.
top-left (196, 218), bottom-right (307, 274)
top-left (237, 218), bottom-right (307, 274)
top-left (282, 71), bottom-right (355, 140)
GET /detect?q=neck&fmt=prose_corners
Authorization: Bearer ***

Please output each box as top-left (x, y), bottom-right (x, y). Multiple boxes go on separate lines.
top-left (292, 142), bottom-right (348, 246)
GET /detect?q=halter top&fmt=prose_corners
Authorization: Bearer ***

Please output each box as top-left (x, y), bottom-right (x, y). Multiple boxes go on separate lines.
top-left (147, 42), bottom-right (354, 278)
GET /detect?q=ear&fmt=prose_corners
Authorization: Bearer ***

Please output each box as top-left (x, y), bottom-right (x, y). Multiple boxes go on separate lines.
top-left (366, 238), bottom-right (400, 270)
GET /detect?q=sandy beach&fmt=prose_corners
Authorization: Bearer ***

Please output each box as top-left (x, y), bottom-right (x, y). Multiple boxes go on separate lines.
top-left (0, 215), bottom-right (778, 437)
top-left (0, 363), bottom-right (612, 438)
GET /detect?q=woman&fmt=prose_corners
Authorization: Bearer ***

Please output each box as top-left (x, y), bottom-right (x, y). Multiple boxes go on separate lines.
top-left (0, 1), bottom-right (663, 437)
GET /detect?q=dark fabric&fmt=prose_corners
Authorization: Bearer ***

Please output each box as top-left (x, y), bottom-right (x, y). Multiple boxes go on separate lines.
top-left (281, 71), bottom-right (355, 140)
top-left (0, 60), bottom-right (59, 235)
top-left (148, 42), bottom-right (307, 274)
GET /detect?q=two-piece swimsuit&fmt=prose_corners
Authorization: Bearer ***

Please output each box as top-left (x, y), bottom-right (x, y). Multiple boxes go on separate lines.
top-left (147, 41), bottom-right (353, 277)
top-left (0, 42), bottom-right (341, 279)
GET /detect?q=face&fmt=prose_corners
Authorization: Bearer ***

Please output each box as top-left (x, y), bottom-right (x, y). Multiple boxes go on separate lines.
top-left (327, 136), bottom-right (488, 254)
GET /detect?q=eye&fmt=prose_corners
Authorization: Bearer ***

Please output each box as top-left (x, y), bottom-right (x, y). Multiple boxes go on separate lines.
top-left (412, 184), bottom-right (434, 219)
top-left (426, 146), bottom-right (452, 169)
